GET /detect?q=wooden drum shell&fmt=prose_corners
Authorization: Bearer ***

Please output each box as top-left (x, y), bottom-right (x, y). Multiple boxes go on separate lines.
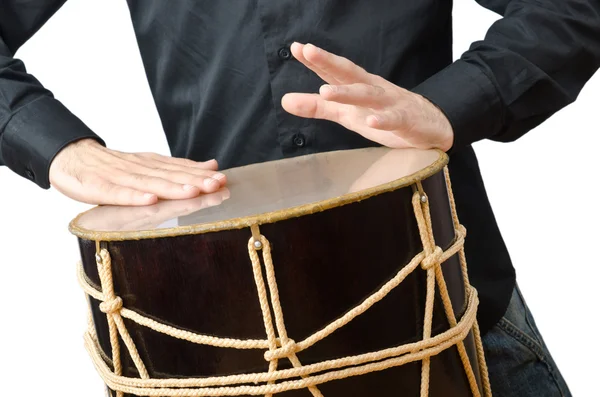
top-left (77, 165), bottom-right (483, 397)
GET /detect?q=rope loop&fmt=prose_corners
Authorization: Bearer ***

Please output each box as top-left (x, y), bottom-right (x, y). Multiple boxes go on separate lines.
top-left (421, 246), bottom-right (443, 270)
top-left (100, 296), bottom-right (124, 314)
top-left (264, 339), bottom-right (298, 362)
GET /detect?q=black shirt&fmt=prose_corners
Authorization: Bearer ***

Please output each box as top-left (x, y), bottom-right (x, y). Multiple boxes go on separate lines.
top-left (1, 1), bottom-right (599, 334)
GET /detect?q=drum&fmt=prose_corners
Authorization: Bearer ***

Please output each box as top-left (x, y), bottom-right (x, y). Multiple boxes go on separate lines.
top-left (70, 147), bottom-right (492, 397)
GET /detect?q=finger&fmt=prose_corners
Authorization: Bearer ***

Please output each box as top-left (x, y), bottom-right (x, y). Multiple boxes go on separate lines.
top-left (109, 171), bottom-right (221, 199)
top-left (299, 42), bottom-right (374, 85)
top-left (281, 93), bottom-right (411, 149)
top-left (141, 167), bottom-right (227, 190)
top-left (144, 163), bottom-right (228, 186)
top-left (366, 108), bottom-right (410, 132)
top-left (281, 93), bottom-right (346, 123)
top-left (107, 155), bottom-right (228, 189)
top-left (133, 154), bottom-right (227, 185)
top-left (319, 83), bottom-right (389, 108)
top-left (290, 42), bottom-right (342, 85)
top-left (119, 153), bottom-right (223, 176)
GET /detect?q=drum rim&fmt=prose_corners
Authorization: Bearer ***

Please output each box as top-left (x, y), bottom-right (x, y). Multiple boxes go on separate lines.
top-left (68, 148), bottom-right (448, 241)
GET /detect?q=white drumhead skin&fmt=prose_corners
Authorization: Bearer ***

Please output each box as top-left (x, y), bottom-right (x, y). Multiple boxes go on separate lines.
top-left (69, 147), bottom-right (446, 241)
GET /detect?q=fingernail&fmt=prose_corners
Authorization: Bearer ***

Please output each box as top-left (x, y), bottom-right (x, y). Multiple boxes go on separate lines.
top-left (143, 193), bottom-right (155, 199)
top-left (212, 173), bottom-right (226, 181)
top-left (204, 178), bottom-right (218, 189)
top-left (321, 84), bottom-right (335, 94)
top-left (306, 43), bottom-right (320, 52)
top-left (221, 189), bottom-right (231, 200)
top-left (183, 184), bottom-right (196, 191)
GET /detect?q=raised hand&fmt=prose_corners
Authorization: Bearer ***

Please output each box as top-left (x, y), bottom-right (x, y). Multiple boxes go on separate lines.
top-left (282, 43), bottom-right (454, 151)
top-left (49, 138), bottom-right (227, 206)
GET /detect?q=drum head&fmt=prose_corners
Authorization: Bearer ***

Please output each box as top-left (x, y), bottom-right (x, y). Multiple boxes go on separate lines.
top-left (70, 147), bottom-right (446, 240)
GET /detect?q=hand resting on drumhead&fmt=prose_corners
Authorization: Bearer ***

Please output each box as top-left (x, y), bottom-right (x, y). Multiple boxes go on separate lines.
top-left (282, 43), bottom-right (454, 152)
top-left (48, 138), bottom-right (228, 206)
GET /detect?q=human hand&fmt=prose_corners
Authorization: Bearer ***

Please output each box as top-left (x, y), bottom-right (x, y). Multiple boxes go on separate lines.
top-left (49, 139), bottom-right (227, 206)
top-left (282, 43), bottom-right (454, 151)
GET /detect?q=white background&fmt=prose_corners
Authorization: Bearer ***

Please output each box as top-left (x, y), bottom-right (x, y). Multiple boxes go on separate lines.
top-left (1, 1), bottom-right (598, 395)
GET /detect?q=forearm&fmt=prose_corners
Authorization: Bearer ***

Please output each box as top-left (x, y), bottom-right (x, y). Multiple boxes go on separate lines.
top-left (411, 0), bottom-right (600, 151)
top-left (0, 1), bottom-right (104, 188)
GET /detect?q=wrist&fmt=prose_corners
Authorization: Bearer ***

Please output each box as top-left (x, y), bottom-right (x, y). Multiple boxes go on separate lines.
top-left (414, 93), bottom-right (454, 152)
top-left (49, 137), bottom-right (105, 185)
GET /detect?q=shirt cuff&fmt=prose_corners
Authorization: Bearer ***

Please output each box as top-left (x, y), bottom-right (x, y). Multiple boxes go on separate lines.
top-left (411, 59), bottom-right (504, 153)
top-left (0, 95), bottom-right (105, 189)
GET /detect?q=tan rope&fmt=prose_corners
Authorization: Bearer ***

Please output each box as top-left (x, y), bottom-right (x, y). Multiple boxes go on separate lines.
top-left (415, 181), bottom-right (434, 397)
top-left (95, 249), bottom-right (124, 397)
top-left (80, 279), bottom-right (477, 388)
top-left (78, 267), bottom-right (270, 350)
top-left (249, 230), bottom-right (323, 397)
top-left (444, 167), bottom-right (492, 397)
top-left (247, 232), bottom-right (280, 397)
top-left (77, 166), bottom-right (491, 396)
top-left (96, 250), bottom-right (150, 380)
top-left (83, 293), bottom-right (478, 396)
top-left (413, 187), bottom-right (481, 397)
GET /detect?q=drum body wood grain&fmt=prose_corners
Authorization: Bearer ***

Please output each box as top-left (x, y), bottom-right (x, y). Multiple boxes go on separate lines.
top-left (73, 148), bottom-right (485, 396)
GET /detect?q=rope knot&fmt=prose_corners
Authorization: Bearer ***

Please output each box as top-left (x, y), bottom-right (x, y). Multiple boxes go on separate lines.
top-left (422, 246), bottom-right (443, 270)
top-left (99, 296), bottom-right (123, 314)
top-left (264, 339), bottom-right (298, 361)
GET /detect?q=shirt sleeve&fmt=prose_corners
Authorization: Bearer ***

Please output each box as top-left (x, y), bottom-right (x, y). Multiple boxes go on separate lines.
top-left (0, 1), bottom-right (104, 189)
top-left (411, 0), bottom-right (600, 152)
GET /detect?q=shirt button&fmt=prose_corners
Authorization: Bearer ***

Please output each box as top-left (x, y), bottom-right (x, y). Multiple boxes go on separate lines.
top-left (278, 46), bottom-right (292, 60)
top-left (292, 133), bottom-right (306, 147)
top-left (25, 168), bottom-right (35, 180)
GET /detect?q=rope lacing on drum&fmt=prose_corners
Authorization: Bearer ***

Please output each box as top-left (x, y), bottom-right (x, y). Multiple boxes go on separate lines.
top-left (264, 339), bottom-right (298, 362)
top-left (421, 246), bottom-right (444, 270)
top-left (76, 166), bottom-right (492, 397)
top-left (99, 296), bottom-right (123, 314)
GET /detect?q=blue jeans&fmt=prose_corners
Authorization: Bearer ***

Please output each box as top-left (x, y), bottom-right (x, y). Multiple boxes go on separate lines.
top-left (482, 285), bottom-right (571, 396)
